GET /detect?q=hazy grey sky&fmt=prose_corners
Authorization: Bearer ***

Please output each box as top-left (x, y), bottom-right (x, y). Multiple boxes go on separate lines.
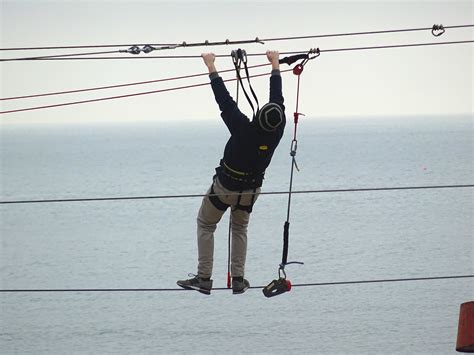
top-left (1, 0), bottom-right (472, 124)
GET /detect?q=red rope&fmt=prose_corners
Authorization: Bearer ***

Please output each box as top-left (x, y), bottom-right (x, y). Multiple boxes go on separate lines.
top-left (294, 74), bottom-right (301, 139)
top-left (0, 68), bottom-right (293, 115)
top-left (292, 64), bottom-right (305, 139)
top-left (1, 63), bottom-right (270, 101)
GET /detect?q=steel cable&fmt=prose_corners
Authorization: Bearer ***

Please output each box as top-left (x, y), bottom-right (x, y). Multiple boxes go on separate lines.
top-left (1, 184), bottom-right (472, 205)
top-left (0, 274), bottom-right (472, 293)
top-left (0, 23), bottom-right (472, 53)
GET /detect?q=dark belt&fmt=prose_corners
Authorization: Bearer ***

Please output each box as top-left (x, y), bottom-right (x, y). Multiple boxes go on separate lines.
top-left (219, 159), bottom-right (264, 185)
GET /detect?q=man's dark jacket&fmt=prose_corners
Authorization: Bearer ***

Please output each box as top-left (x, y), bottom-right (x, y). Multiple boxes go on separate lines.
top-left (209, 70), bottom-right (286, 191)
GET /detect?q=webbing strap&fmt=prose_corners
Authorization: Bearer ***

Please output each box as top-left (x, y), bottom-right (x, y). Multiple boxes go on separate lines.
top-left (242, 59), bottom-right (259, 117)
top-left (233, 189), bottom-right (257, 214)
top-left (232, 49), bottom-right (259, 119)
top-left (209, 184), bottom-right (230, 212)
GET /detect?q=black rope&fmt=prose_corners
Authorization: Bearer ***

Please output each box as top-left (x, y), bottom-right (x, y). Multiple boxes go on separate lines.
top-left (231, 49), bottom-right (259, 119)
top-left (0, 275), bottom-right (471, 293)
top-left (1, 184), bottom-right (472, 205)
top-left (2, 40), bottom-right (473, 61)
top-left (1, 24), bottom-right (472, 52)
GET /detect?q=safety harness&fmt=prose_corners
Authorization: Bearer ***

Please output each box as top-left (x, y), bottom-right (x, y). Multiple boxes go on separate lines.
top-left (209, 177), bottom-right (257, 214)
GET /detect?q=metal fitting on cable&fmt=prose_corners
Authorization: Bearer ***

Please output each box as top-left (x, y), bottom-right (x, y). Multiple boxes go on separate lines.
top-left (290, 139), bottom-right (298, 157)
top-left (432, 24), bottom-right (445, 37)
top-left (142, 45), bottom-right (155, 54)
top-left (126, 46), bottom-right (141, 55)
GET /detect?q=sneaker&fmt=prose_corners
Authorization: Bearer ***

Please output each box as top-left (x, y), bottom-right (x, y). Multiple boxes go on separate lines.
top-left (177, 274), bottom-right (213, 295)
top-left (232, 277), bottom-right (250, 294)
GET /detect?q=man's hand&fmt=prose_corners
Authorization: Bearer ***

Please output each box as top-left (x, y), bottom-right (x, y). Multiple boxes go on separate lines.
top-left (266, 50), bottom-right (280, 70)
top-left (202, 53), bottom-right (217, 74)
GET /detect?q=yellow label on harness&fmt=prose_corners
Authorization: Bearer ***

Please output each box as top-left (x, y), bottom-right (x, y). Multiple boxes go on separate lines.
top-left (259, 145), bottom-right (268, 151)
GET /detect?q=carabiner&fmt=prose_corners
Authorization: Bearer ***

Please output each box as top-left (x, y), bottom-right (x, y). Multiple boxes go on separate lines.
top-left (278, 265), bottom-right (287, 279)
top-left (231, 50), bottom-right (240, 66)
top-left (238, 48), bottom-right (247, 64)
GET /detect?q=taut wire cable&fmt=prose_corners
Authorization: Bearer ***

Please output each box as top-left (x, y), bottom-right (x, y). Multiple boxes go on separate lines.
top-left (2, 40), bottom-right (474, 115)
top-left (0, 23), bottom-right (472, 54)
top-left (0, 274), bottom-right (472, 293)
top-left (1, 184), bottom-right (472, 205)
top-left (1, 40), bottom-right (473, 62)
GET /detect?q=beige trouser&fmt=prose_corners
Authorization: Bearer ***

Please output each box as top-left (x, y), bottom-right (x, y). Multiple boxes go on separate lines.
top-left (197, 177), bottom-right (260, 279)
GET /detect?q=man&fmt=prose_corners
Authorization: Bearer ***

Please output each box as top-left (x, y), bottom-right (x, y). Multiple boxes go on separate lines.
top-left (177, 50), bottom-right (286, 295)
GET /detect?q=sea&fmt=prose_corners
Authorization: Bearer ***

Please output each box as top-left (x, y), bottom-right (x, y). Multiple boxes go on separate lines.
top-left (1, 115), bottom-right (473, 354)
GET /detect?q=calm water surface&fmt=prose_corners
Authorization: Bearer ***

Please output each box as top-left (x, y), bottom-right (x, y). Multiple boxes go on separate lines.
top-left (1, 115), bottom-right (472, 354)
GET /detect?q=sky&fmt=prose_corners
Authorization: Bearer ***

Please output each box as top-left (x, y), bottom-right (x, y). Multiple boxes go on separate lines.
top-left (0, 0), bottom-right (473, 124)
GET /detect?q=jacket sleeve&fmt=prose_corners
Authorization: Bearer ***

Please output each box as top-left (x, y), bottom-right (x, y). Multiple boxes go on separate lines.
top-left (210, 73), bottom-right (249, 134)
top-left (269, 69), bottom-right (286, 136)
top-left (269, 69), bottom-right (285, 109)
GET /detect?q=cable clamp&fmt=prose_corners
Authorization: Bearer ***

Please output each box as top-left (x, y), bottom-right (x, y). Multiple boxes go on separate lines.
top-left (432, 24), bottom-right (445, 37)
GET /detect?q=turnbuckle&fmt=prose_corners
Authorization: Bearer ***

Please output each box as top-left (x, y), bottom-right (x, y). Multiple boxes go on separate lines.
top-left (121, 44), bottom-right (178, 55)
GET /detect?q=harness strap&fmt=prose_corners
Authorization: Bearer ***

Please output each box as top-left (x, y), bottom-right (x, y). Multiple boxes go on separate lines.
top-left (209, 181), bottom-right (257, 214)
top-left (241, 52), bottom-right (259, 117)
top-left (231, 49), bottom-right (259, 119)
top-left (233, 188), bottom-right (257, 213)
top-left (209, 184), bottom-right (230, 212)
